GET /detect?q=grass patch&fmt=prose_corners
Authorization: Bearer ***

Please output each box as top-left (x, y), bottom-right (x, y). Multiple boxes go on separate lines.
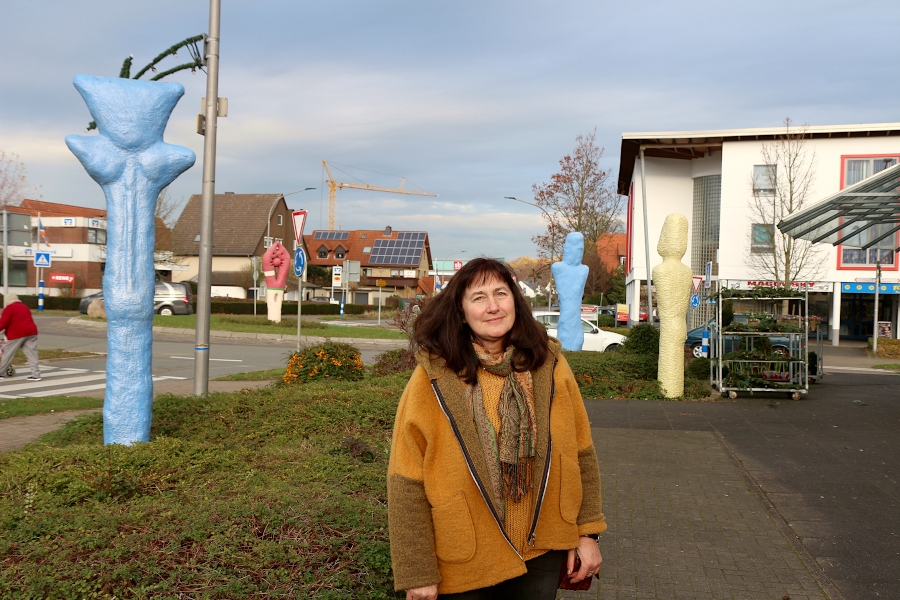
top-left (214, 368), bottom-right (284, 381)
top-left (872, 364), bottom-right (900, 371)
top-left (0, 396), bottom-right (102, 419)
top-left (146, 315), bottom-right (406, 340)
top-left (0, 376), bottom-right (408, 599)
top-left (872, 338), bottom-right (900, 359)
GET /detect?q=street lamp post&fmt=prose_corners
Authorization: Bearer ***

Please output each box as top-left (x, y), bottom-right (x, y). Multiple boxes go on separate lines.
top-left (434, 250), bottom-right (466, 292)
top-left (505, 196), bottom-right (555, 309)
top-left (267, 187), bottom-right (315, 247)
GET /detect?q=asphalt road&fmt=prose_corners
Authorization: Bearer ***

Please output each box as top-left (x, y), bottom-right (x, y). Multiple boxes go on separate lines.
top-left (32, 314), bottom-right (400, 379)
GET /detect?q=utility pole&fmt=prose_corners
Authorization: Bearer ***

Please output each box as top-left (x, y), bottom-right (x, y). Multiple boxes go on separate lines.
top-left (193, 0), bottom-right (221, 397)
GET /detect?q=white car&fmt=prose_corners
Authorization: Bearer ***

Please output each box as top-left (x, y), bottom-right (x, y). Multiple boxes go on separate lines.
top-left (533, 311), bottom-right (626, 352)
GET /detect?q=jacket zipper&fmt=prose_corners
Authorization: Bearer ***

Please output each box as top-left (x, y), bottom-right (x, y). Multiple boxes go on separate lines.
top-left (431, 380), bottom-right (522, 560)
top-left (527, 358), bottom-right (557, 546)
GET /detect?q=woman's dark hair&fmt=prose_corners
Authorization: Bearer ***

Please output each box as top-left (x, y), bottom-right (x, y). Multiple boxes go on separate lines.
top-left (412, 257), bottom-right (549, 383)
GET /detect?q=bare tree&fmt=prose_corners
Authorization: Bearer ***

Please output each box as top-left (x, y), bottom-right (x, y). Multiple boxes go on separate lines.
top-left (747, 118), bottom-right (823, 290)
top-left (0, 150), bottom-right (41, 206)
top-left (531, 130), bottom-right (623, 262)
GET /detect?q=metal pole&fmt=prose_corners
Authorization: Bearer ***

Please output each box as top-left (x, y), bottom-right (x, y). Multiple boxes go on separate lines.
top-left (3, 210), bottom-right (8, 297)
top-left (193, 0), bottom-right (221, 397)
top-left (874, 261), bottom-right (881, 354)
top-left (297, 275), bottom-right (303, 352)
top-left (377, 286), bottom-right (382, 325)
top-left (639, 147), bottom-right (654, 327)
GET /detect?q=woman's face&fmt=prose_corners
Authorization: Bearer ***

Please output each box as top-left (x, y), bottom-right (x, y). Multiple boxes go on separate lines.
top-left (461, 275), bottom-right (516, 354)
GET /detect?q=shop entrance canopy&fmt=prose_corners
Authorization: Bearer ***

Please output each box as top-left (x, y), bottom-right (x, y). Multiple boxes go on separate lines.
top-left (777, 162), bottom-right (900, 251)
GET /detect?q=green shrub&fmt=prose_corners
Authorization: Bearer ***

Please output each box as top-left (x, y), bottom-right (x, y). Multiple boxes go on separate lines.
top-left (283, 341), bottom-right (365, 384)
top-left (686, 357), bottom-right (711, 380)
top-left (722, 299), bottom-right (734, 327)
top-left (373, 348), bottom-right (417, 376)
top-left (597, 315), bottom-right (614, 327)
top-left (564, 351), bottom-right (666, 399)
top-left (16, 295), bottom-right (81, 311)
top-left (622, 324), bottom-right (659, 355)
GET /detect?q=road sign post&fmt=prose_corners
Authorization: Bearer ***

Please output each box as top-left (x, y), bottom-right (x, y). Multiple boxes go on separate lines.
top-left (294, 248), bottom-right (306, 351)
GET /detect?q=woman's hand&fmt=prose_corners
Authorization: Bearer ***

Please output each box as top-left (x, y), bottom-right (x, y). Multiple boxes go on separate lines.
top-left (566, 536), bottom-right (603, 584)
top-left (406, 584), bottom-right (438, 600)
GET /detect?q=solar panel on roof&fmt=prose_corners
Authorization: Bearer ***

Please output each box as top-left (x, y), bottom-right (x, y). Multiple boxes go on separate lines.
top-left (313, 231), bottom-right (349, 240)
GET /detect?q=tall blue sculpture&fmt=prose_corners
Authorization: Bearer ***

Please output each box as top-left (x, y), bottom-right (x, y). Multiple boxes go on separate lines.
top-left (66, 75), bottom-right (195, 444)
top-left (551, 232), bottom-right (589, 351)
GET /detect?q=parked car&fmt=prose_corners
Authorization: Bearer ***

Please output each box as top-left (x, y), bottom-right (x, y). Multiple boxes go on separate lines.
top-left (685, 315), bottom-right (792, 358)
top-left (533, 311), bottom-right (626, 352)
top-left (79, 281), bottom-right (194, 316)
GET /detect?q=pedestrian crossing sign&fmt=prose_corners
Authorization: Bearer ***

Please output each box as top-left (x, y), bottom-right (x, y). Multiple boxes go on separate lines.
top-left (34, 251), bottom-right (51, 268)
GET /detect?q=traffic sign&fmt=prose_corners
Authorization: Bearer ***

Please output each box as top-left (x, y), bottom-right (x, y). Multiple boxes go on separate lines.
top-left (704, 261), bottom-right (712, 288)
top-left (376, 279), bottom-right (386, 287)
top-left (294, 248), bottom-right (306, 277)
top-left (34, 251), bottom-right (51, 268)
top-left (453, 260), bottom-right (463, 270)
top-left (690, 293), bottom-right (700, 309)
top-left (331, 265), bottom-right (342, 287)
top-left (291, 210), bottom-right (307, 247)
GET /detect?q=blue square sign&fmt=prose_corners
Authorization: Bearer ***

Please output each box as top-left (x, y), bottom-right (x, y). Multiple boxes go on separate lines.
top-left (34, 251), bottom-right (51, 268)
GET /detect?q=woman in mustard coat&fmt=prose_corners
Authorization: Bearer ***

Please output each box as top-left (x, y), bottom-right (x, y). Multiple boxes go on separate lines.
top-left (388, 258), bottom-right (605, 599)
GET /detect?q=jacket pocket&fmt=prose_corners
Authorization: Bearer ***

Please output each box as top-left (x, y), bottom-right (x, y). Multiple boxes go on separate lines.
top-left (431, 492), bottom-right (476, 563)
top-left (559, 453), bottom-right (583, 524)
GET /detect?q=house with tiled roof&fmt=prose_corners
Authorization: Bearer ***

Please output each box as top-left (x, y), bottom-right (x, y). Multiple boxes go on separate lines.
top-left (303, 226), bottom-right (432, 304)
top-left (596, 233), bottom-right (626, 271)
top-left (172, 193), bottom-right (296, 297)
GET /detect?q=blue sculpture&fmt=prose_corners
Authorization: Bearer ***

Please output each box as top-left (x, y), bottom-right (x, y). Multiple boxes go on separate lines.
top-left (66, 75), bottom-right (195, 444)
top-left (551, 232), bottom-right (589, 351)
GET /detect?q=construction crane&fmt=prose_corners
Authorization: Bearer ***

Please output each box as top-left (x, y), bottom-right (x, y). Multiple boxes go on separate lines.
top-left (321, 160), bottom-right (438, 229)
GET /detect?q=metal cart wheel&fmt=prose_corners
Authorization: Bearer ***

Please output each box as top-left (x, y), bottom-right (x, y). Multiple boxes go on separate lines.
top-left (5, 365), bottom-right (15, 378)
top-left (728, 391), bottom-right (738, 399)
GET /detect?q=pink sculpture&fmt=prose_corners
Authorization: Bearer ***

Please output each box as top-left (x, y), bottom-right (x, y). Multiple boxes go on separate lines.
top-left (262, 241), bottom-right (290, 322)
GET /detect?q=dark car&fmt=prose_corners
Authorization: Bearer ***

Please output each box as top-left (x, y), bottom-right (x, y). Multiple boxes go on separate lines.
top-left (79, 282), bottom-right (194, 316)
top-left (685, 315), bottom-right (792, 358)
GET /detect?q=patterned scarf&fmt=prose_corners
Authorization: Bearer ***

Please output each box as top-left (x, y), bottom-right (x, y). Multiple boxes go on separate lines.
top-left (466, 342), bottom-right (537, 509)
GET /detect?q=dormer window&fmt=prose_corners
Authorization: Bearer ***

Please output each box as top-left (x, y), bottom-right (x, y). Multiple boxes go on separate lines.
top-left (317, 244), bottom-right (329, 259)
top-left (334, 245), bottom-right (346, 259)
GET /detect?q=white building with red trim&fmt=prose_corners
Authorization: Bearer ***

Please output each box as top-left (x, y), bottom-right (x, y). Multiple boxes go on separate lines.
top-left (617, 122), bottom-right (900, 342)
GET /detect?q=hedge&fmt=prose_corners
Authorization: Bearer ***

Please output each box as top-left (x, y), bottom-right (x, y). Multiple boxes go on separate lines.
top-left (14, 295), bottom-right (81, 311)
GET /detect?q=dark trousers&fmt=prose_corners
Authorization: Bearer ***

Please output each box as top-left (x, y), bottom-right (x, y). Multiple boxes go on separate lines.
top-left (440, 550), bottom-right (565, 600)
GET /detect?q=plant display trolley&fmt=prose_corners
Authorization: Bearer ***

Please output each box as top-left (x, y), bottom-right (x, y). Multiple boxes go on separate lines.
top-left (712, 285), bottom-right (820, 400)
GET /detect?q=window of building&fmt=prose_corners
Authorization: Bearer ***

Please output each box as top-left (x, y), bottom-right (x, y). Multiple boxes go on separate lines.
top-left (390, 269), bottom-right (400, 277)
top-left (318, 248), bottom-right (329, 259)
top-left (752, 165), bottom-right (776, 195)
top-left (362, 246), bottom-right (371, 253)
top-left (838, 155), bottom-right (900, 268)
top-left (364, 268), bottom-right (372, 277)
top-left (334, 246), bottom-right (346, 259)
top-left (277, 215), bottom-right (283, 226)
top-left (360, 233), bottom-right (367, 239)
top-left (751, 224), bottom-right (774, 253)
top-left (9, 261), bottom-right (27, 287)
top-left (87, 228), bottom-right (107, 244)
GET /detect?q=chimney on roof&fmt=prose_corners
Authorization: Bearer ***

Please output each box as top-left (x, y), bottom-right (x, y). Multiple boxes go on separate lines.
top-left (384, 226), bottom-right (392, 236)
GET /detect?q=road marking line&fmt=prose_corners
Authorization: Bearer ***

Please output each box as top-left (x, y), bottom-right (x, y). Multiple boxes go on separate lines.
top-left (168, 356), bottom-right (243, 362)
top-left (16, 375), bottom-right (188, 397)
top-left (154, 376), bottom-right (188, 380)
top-left (0, 374), bottom-right (107, 393)
top-left (0, 394), bottom-right (24, 399)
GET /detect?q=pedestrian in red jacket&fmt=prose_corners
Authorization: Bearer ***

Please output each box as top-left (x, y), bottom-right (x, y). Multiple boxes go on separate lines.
top-left (0, 294), bottom-right (40, 381)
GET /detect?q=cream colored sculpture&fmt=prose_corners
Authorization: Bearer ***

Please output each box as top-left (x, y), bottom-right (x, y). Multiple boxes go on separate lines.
top-left (652, 214), bottom-right (692, 398)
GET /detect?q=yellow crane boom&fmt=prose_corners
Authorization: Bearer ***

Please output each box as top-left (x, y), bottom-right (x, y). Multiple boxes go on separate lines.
top-left (322, 160), bottom-right (438, 229)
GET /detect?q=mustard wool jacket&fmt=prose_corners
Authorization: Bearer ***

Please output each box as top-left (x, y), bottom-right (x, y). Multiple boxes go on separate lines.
top-left (387, 339), bottom-right (606, 594)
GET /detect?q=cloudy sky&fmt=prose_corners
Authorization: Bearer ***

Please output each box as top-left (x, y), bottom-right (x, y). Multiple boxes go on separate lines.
top-left (2, 1), bottom-right (899, 261)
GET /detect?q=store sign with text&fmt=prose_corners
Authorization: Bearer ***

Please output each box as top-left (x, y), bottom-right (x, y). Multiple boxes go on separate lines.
top-left (725, 280), bottom-right (833, 293)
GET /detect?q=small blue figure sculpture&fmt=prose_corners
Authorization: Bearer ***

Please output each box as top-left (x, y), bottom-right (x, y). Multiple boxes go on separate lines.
top-left (551, 232), bottom-right (589, 351)
top-left (66, 75), bottom-right (195, 445)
